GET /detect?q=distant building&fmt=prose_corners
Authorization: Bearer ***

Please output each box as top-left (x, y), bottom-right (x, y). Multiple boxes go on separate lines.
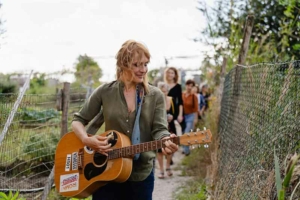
top-left (47, 78), bottom-right (59, 87)
top-left (9, 74), bottom-right (27, 90)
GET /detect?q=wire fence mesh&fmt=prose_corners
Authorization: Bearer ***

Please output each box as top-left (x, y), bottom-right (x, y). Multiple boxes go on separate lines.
top-left (216, 60), bottom-right (300, 199)
top-left (0, 86), bottom-right (87, 199)
top-left (1, 61), bottom-right (299, 199)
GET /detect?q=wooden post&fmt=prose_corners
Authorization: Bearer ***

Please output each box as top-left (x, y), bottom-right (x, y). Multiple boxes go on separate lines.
top-left (221, 57), bottom-right (227, 78)
top-left (41, 168), bottom-right (54, 200)
top-left (218, 57), bottom-right (227, 99)
top-left (42, 82), bottom-right (70, 200)
top-left (237, 14), bottom-right (254, 65)
top-left (234, 14), bottom-right (254, 96)
top-left (55, 88), bottom-right (62, 111)
top-left (61, 82), bottom-right (70, 137)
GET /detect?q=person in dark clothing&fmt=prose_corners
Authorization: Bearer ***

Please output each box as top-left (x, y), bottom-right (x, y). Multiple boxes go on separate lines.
top-left (164, 67), bottom-right (184, 127)
top-left (156, 82), bottom-right (176, 178)
top-left (164, 67), bottom-right (184, 164)
top-left (200, 85), bottom-right (210, 111)
top-left (192, 85), bottom-right (206, 121)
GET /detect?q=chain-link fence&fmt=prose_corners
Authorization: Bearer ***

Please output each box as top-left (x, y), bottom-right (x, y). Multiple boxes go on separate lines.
top-left (216, 61), bottom-right (300, 199)
top-left (0, 85), bottom-right (86, 199)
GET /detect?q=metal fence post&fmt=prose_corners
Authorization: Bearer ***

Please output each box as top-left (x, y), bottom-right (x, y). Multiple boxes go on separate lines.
top-left (0, 70), bottom-right (32, 145)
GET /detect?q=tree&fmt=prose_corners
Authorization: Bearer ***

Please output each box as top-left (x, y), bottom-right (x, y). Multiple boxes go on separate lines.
top-left (74, 54), bottom-right (102, 86)
top-left (196, 0), bottom-right (300, 71)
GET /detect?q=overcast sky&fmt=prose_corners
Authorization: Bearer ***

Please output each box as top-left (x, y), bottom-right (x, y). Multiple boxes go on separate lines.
top-left (0, 0), bottom-right (212, 82)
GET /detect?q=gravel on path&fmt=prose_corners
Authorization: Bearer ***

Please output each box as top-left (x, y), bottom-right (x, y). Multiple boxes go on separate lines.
top-left (153, 151), bottom-right (192, 200)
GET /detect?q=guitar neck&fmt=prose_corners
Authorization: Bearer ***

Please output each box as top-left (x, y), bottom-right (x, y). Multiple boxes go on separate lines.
top-left (107, 137), bottom-right (180, 160)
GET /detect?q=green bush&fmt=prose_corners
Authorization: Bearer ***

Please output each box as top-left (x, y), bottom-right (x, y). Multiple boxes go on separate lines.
top-left (0, 82), bottom-right (17, 93)
top-left (23, 130), bottom-right (59, 163)
top-left (20, 108), bottom-right (59, 123)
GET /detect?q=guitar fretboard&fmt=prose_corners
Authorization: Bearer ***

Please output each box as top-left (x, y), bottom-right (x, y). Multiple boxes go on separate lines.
top-left (107, 137), bottom-right (180, 160)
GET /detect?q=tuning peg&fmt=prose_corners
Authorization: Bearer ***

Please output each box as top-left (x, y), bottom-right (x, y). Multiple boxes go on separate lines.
top-left (190, 129), bottom-right (193, 132)
top-left (196, 128), bottom-right (200, 131)
top-left (204, 144), bottom-right (209, 148)
top-left (192, 145), bottom-right (196, 150)
top-left (203, 127), bottom-right (206, 130)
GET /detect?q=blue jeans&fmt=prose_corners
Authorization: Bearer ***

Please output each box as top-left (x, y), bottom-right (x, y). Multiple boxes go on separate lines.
top-left (183, 113), bottom-right (195, 155)
top-left (92, 170), bottom-right (154, 200)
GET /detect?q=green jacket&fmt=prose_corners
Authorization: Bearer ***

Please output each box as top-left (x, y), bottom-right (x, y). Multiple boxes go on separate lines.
top-left (72, 80), bottom-right (170, 181)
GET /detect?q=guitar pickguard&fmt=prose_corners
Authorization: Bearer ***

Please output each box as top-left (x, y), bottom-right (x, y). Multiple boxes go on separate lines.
top-left (84, 160), bottom-right (107, 180)
top-left (83, 131), bottom-right (118, 180)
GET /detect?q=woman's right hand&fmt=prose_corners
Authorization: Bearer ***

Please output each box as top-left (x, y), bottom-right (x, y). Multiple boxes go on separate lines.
top-left (82, 135), bottom-right (112, 156)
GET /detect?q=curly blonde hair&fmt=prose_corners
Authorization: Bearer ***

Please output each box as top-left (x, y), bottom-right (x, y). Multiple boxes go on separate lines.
top-left (115, 40), bottom-right (150, 92)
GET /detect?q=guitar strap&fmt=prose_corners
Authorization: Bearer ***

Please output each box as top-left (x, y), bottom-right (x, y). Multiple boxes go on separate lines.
top-left (131, 84), bottom-right (144, 160)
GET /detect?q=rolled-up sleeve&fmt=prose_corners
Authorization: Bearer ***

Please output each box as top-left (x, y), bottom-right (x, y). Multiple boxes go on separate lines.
top-left (72, 85), bottom-right (103, 126)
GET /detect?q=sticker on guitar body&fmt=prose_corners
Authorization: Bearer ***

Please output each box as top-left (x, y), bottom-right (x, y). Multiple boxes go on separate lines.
top-left (72, 152), bottom-right (78, 170)
top-left (60, 173), bottom-right (79, 192)
top-left (65, 154), bottom-right (71, 171)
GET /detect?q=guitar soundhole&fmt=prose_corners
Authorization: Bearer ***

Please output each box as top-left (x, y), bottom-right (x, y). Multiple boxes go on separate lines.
top-left (94, 152), bottom-right (107, 166)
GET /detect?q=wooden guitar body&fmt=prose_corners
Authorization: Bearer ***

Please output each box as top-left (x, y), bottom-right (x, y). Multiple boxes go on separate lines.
top-left (54, 129), bottom-right (212, 198)
top-left (54, 130), bottom-right (132, 198)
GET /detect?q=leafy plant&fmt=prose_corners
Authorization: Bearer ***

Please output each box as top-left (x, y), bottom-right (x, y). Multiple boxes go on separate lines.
top-left (23, 130), bottom-right (59, 164)
top-left (0, 191), bottom-right (25, 200)
top-left (274, 150), bottom-right (299, 200)
top-left (20, 108), bottom-right (59, 123)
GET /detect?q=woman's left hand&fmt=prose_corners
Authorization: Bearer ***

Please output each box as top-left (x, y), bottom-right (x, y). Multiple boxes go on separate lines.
top-left (162, 134), bottom-right (178, 155)
top-left (167, 114), bottom-right (173, 122)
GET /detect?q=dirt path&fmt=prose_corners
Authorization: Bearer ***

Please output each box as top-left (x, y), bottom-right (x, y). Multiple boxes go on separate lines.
top-left (153, 151), bottom-right (192, 200)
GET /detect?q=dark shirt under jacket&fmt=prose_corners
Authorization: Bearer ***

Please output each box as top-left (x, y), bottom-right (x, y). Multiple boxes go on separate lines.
top-left (168, 83), bottom-right (183, 119)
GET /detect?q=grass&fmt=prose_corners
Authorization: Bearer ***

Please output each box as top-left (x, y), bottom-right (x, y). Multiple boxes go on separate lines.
top-left (174, 179), bottom-right (207, 200)
top-left (174, 94), bottom-right (220, 199)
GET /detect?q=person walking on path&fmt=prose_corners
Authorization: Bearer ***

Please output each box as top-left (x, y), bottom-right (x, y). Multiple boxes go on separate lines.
top-left (156, 81), bottom-right (177, 179)
top-left (164, 67), bottom-right (184, 129)
top-left (182, 79), bottom-right (198, 156)
top-left (192, 85), bottom-right (206, 123)
top-left (164, 67), bottom-right (184, 164)
top-left (71, 40), bottom-right (178, 200)
top-left (200, 84), bottom-right (210, 112)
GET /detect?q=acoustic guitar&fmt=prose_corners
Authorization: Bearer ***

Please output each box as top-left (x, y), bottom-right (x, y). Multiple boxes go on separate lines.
top-left (54, 129), bottom-right (212, 198)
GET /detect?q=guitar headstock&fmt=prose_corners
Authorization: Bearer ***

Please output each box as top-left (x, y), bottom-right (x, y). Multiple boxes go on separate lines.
top-left (179, 128), bottom-right (212, 147)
